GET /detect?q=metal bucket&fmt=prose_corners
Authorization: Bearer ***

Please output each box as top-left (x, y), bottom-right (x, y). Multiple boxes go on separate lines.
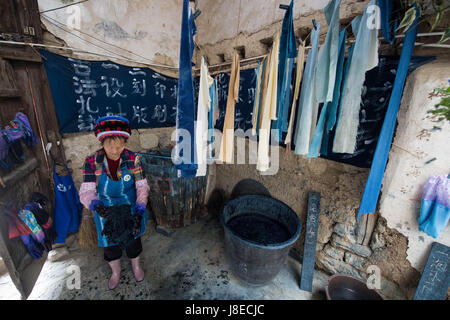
top-left (326, 274), bottom-right (385, 300)
top-left (221, 194), bottom-right (301, 286)
top-left (139, 149), bottom-right (208, 229)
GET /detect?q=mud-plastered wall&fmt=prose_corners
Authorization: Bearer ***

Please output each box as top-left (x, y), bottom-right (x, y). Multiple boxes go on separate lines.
top-left (37, 0), bottom-right (186, 187)
top-left (378, 59), bottom-right (450, 274)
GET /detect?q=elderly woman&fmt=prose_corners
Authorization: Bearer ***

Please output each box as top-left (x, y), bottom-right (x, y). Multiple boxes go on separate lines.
top-left (79, 116), bottom-right (150, 290)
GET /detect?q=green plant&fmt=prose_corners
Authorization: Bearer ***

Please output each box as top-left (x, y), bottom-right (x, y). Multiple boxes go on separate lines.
top-left (428, 85), bottom-right (450, 122)
top-left (397, 0), bottom-right (450, 43)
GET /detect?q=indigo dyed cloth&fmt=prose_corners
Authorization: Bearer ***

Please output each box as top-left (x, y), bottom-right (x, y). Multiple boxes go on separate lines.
top-left (379, 0), bottom-right (398, 44)
top-left (293, 20), bottom-right (320, 156)
top-left (273, 0), bottom-right (297, 141)
top-left (357, 4), bottom-right (420, 219)
top-left (418, 175), bottom-right (450, 239)
top-left (175, 0), bottom-right (198, 177)
top-left (309, 29), bottom-right (347, 158)
top-left (315, 0), bottom-right (341, 104)
top-left (332, 0), bottom-right (379, 154)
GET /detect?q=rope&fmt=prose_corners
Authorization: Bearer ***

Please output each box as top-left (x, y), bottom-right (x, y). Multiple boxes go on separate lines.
top-left (25, 66), bottom-right (51, 177)
top-left (39, 0), bottom-right (89, 14)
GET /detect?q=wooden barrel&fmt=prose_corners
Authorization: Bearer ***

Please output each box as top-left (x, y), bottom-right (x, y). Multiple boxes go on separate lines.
top-left (139, 149), bottom-right (208, 229)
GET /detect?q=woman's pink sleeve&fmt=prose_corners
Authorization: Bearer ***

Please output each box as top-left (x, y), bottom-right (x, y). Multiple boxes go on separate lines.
top-left (135, 179), bottom-right (150, 206)
top-left (79, 182), bottom-right (99, 210)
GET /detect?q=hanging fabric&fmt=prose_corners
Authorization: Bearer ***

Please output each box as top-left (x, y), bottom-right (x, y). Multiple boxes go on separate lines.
top-left (379, 0), bottom-right (398, 44)
top-left (417, 175), bottom-right (450, 239)
top-left (315, 0), bottom-right (341, 104)
top-left (196, 56), bottom-right (214, 177)
top-left (53, 161), bottom-right (83, 244)
top-left (285, 41), bottom-right (305, 148)
top-left (309, 29), bottom-right (347, 158)
top-left (357, 4), bottom-right (420, 220)
top-left (218, 50), bottom-right (240, 164)
top-left (285, 42), bottom-right (306, 149)
top-left (256, 34), bottom-right (280, 172)
top-left (175, 0), bottom-right (198, 177)
top-left (332, 0), bottom-right (379, 154)
top-left (321, 32), bottom-right (351, 156)
top-left (273, 0), bottom-right (297, 141)
top-left (208, 77), bottom-right (218, 159)
top-left (251, 60), bottom-right (263, 136)
top-left (293, 21), bottom-right (320, 156)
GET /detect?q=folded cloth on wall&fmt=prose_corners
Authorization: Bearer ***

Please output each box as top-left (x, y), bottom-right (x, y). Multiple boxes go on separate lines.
top-left (418, 175), bottom-right (450, 239)
top-left (332, 0), bottom-right (379, 154)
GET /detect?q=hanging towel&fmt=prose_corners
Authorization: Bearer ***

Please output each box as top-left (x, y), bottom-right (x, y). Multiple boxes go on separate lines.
top-left (285, 42), bottom-right (305, 147)
top-left (293, 21), bottom-right (320, 156)
top-left (417, 175), bottom-right (450, 239)
top-left (309, 29), bottom-right (347, 158)
top-left (257, 33), bottom-right (280, 172)
top-left (273, 0), bottom-right (297, 141)
top-left (379, 0), bottom-right (398, 44)
top-left (218, 50), bottom-right (240, 164)
top-left (175, 0), bottom-right (198, 177)
top-left (357, 4), bottom-right (420, 220)
top-left (315, 0), bottom-right (341, 104)
top-left (333, 0), bottom-right (379, 154)
top-left (196, 56), bottom-right (214, 176)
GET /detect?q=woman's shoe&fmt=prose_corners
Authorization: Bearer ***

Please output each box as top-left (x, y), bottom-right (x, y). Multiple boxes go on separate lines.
top-left (108, 259), bottom-right (121, 290)
top-left (130, 256), bottom-right (144, 282)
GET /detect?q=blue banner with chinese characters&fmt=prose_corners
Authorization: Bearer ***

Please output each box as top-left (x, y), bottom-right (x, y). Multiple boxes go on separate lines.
top-left (41, 50), bottom-right (258, 134)
top-left (41, 50), bottom-right (179, 133)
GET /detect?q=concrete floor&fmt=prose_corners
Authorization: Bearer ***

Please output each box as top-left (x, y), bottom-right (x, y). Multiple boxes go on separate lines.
top-left (0, 214), bottom-right (329, 300)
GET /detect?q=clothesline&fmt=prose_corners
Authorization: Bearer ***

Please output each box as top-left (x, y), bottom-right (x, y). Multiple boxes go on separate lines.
top-left (194, 31), bottom-right (447, 71)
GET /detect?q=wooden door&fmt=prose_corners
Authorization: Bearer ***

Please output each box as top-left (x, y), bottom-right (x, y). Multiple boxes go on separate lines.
top-left (0, 0), bottom-right (66, 299)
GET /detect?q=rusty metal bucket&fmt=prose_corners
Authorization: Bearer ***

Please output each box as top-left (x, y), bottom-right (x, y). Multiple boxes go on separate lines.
top-left (325, 274), bottom-right (385, 300)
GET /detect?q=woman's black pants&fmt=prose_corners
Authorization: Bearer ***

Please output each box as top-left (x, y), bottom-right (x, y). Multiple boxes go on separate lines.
top-left (103, 237), bottom-right (142, 262)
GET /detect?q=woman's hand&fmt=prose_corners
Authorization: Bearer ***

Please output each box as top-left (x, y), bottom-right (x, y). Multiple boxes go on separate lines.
top-left (90, 200), bottom-right (109, 218)
top-left (134, 203), bottom-right (146, 216)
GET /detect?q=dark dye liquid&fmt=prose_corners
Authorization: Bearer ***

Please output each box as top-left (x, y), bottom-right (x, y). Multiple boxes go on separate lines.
top-left (226, 213), bottom-right (291, 246)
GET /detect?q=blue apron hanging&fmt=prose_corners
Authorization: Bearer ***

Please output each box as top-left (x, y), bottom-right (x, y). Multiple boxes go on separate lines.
top-left (93, 163), bottom-right (146, 247)
top-left (53, 161), bottom-right (82, 244)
